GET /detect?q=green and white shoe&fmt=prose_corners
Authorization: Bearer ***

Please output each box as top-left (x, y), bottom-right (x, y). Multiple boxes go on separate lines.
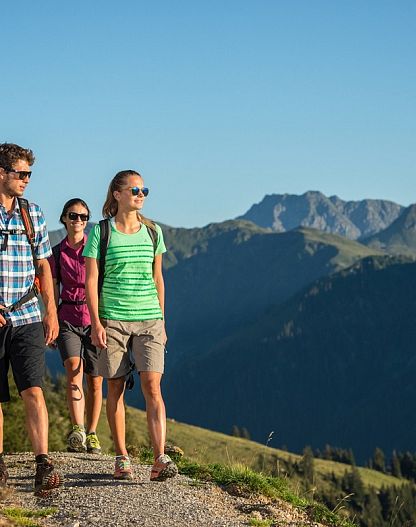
top-left (67, 425), bottom-right (87, 453)
top-left (86, 432), bottom-right (102, 454)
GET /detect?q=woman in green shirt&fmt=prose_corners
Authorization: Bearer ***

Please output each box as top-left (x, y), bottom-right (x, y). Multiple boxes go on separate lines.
top-left (84, 169), bottom-right (177, 482)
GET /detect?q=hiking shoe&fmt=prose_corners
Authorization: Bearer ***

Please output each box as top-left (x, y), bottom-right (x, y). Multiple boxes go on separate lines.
top-left (34, 457), bottom-right (63, 497)
top-left (67, 425), bottom-right (87, 453)
top-left (114, 455), bottom-right (133, 480)
top-left (0, 457), bottom-right (8, 487)
top-left (86, 432), bottom-right (102, 454)
top-left (150, 454), bottom-right (178, 482)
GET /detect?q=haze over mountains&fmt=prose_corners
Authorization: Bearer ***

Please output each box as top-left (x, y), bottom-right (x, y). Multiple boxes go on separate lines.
top-left (47, 191), bottom-right (416, 460)
top-left (164, 254), bottom-right (416, 462)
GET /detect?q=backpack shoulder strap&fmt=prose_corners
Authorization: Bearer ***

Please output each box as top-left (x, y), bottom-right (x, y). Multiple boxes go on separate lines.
top-left (145, 221), bottom-right (158, 257)
top-left (17, 198), bottom-right (36, 244)
top-left (17, 198), bottom-right (40, 289)
top-left (52, 243), bottom-right (62, 287)
top-left (98, 219), bottom-right (111, 298)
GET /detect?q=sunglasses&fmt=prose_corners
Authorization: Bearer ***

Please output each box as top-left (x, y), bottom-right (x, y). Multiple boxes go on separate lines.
top-left (126, 186), bottom-right (149, 197)
top-left (67, 212), bottom-right (89, 221)
top-left (3, 167), bottom-right (32, 180)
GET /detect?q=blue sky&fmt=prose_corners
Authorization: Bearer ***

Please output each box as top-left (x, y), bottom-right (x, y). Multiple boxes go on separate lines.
top-left (2, 1), bottom-right (415, 230)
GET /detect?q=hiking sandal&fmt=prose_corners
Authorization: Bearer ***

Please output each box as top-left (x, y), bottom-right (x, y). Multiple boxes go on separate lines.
top-left (150, 454), bottom-right (178, 482)
top-left (114, 455), bottom-right (133, 480)
top-left (34, 458), bottom-right (63, 497)
top-left (0, 457), bottom-right (8, 487)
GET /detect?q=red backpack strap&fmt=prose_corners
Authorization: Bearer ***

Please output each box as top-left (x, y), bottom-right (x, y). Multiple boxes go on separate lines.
top-left (17, 197), bottom-right (40, 292)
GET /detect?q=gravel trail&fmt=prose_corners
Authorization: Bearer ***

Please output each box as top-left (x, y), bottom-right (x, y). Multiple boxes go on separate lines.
top-left (0, 452), bottom-right (321, 527)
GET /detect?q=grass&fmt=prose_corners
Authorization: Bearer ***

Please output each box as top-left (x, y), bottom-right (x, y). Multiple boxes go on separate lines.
top-left (1, 507), bottom-right (57, 527)
top-left (127, 446), bottom-right (356, 527)
top-left (2, 380), bottom-right (406, 526)
top-left (249, 519), bottom-right (273, 527)
top-left (123, 404), bottom-right (404, 492)
top-left (177, 460), bottom-right (356, 527)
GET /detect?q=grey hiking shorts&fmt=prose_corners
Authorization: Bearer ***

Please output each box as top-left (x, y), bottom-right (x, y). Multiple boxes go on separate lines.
top-left (57, 321), bottom-right (100, 377)
top-left (98, 319), bottom-right (165, 379)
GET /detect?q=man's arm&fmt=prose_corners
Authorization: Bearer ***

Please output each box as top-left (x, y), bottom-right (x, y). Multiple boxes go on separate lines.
top-left (37, 258), bottom-right (59, 345)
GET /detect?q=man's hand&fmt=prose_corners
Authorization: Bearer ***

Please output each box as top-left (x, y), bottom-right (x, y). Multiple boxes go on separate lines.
top-left (91, 322), bottom-right (107, 349)
top-left (43, 310), bottom-right (59, 346)
top-left (0, 306), bottom-right (7, 328)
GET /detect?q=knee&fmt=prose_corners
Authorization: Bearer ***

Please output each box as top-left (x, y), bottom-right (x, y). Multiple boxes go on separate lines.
top-left (108, 378), bottom-right (125, 399)
top-left (141, 381), bottom-right (162, 402)
top-left (21, 386), bottom-right (44, 405)
top-left (88, 376), bottom-right (103, 392)
top-left (66, 366), bottom-right (82, 382)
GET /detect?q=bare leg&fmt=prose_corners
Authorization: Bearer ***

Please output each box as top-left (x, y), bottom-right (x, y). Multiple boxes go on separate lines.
top-left (64, 357), bottom-right (85, 426)
top-left (140, 372), bottom-right (166, 460)
top-left (106, 378), bottom-right (127, 456)
top-left (20, 387), bottom-right (48, 456)
top-left (85, 374), bottom-right (103, 433)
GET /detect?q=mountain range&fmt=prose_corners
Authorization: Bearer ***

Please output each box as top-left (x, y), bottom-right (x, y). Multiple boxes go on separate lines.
top-left (238, 191), bottom-right (404, 241)
top-left (46, 191), bottom-right (416, 461)
top-left (163, 254), bottom-right (416, 462)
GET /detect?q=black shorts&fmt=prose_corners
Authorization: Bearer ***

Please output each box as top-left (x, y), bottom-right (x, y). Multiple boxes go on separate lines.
top-left (56, 321), bottom-right (100, 376)
top-left (0, 322), bottom-right (46, 403)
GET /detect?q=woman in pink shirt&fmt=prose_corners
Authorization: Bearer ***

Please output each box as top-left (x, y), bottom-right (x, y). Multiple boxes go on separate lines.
top-left (49, 198), bottom-right (103, 454)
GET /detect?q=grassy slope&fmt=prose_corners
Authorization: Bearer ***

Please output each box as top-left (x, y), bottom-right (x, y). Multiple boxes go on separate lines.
top-left (3, 382), bottom-right (403, 527)
top-left (120, 404), bottom-right (401, 491)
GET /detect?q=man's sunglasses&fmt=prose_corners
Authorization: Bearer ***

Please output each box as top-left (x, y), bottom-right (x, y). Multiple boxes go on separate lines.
top-left (67, 212), bottom-right (89, 221)
top-left (3, 167), bottom-right (32, 180)
top-left (126, 186), bottom-right (149, 197)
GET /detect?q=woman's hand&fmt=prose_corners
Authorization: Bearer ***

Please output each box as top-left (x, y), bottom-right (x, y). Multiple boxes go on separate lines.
top-left (162, 322), bottom-right (168, 346)
top-left (91, 322), bottom-right (107, 349)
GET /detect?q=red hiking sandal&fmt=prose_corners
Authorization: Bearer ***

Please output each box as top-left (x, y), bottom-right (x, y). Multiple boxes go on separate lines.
top-left (150, 454), bottom-right (178, 482)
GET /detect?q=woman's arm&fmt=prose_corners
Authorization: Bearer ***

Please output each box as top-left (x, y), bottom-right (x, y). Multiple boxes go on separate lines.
top-left (153, 253), bottom-right (167, 344)
top-left (37, 258), bottom-right (59, 345)
top-left (85, 257), bottom-right (107, 349)
top-left (52, 279), bottom-right (59, 308)
top-left (153, 254), bottom-right (165, 315)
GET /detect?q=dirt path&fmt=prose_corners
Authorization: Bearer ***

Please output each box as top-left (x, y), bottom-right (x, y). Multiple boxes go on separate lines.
top-left (0, 453), bottom-right (320, 527)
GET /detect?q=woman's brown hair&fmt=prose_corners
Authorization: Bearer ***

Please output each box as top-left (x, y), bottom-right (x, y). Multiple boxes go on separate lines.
top-left (102, 170), bottom-right (156, 230)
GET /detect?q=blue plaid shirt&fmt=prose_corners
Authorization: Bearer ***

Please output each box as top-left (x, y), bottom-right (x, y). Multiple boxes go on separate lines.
top-left (0, 199), bottom-right (51, 326)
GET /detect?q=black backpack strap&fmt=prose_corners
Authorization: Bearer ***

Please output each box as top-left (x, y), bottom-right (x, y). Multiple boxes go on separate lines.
top-left (98, 219), bottom-right (111, 298)
top-left (52, 243), bottom-right (62, 288)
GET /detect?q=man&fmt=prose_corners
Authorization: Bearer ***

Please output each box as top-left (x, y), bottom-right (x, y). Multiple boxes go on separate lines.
top-left (0, 142), bottom-right (63, 496)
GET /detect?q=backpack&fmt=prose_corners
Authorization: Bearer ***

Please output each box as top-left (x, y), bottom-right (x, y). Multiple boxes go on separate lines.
top-left (97, 218), bottom-right (158, 297)
top-left (51, 219), bottom-right (158, 303)
top-left (51, 242), bottom-right (87, 309)
top-left (0, 198), bottom-right (40, 313)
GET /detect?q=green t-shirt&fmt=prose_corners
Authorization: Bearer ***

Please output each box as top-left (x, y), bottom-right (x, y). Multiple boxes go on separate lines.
top-left (83, 220), bottom-right (166, 321)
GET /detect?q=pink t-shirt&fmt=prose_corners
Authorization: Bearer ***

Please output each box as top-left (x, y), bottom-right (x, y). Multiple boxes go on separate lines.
top-left (48, 235), bottom-right (90, 326)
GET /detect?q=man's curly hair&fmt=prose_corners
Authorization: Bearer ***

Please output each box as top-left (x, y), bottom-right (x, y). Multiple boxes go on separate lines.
top-left (0, 143), bottom-right (35, 170)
